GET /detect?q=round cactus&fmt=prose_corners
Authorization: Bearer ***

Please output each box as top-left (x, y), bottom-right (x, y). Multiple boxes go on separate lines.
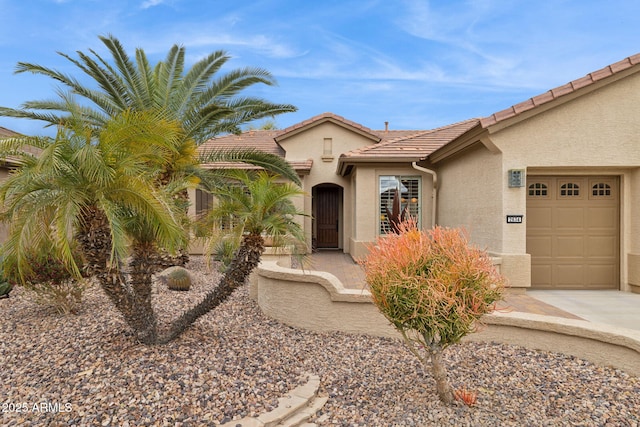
top-left (161, 266), bottom-right (192, 291)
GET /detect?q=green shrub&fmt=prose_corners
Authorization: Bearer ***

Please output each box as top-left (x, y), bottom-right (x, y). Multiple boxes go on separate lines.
top-left (213, 238), bottom-right (240, 272)
top-left (5, 249), bottom-right (88, 315)
top-left (362, 221), bottom-right (506, 405)
top-left (0, 279), bottom-right (12, 298)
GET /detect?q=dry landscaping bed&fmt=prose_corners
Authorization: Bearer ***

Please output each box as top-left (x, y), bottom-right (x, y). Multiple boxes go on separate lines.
top-left (1, 257), bottom-right (639, 426)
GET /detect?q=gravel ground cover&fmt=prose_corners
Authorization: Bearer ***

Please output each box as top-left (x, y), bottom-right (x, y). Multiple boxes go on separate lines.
top-left (1, 257), bottom-right (639, 426)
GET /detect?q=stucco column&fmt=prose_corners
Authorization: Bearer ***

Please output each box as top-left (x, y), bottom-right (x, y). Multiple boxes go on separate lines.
top-left (626, 170), bottom-right (640, 293)
top-left (351, 168), bottom-right (376, 259)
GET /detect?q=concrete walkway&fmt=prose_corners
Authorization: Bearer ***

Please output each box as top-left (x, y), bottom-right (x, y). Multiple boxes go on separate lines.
top-left (305, 251), bottom-right (640, 331)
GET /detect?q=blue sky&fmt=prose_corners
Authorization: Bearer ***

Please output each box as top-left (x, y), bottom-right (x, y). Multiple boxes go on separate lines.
top-left (1, 0), bottom-right (639, 137)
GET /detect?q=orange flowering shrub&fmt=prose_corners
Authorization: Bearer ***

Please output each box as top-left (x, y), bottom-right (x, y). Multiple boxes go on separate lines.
top-left (362, 221), bottom-right (506, 404)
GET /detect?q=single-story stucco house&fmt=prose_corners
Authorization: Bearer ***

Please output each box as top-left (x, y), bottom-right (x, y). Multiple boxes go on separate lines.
top-left (193, 52), bottom-right (640, 294)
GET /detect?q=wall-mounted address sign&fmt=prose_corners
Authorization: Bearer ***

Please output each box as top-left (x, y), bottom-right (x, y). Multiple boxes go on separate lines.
top-left (506, 215), bottom-right (523, 224)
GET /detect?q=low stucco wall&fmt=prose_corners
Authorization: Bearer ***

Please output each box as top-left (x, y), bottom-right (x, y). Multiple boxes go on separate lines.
top-left (256, 260), bottom-right (397, 338)
top-left (254, 260), bottom-right (640, 377)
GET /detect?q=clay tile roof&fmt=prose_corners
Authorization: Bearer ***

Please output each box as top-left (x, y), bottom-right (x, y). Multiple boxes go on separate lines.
top-left (275, 112), bottom-right (380, 142)
top-left (480, 53), bottom-right (640, 128)
top-left (0, 126), bottom-right (21, 138)
top-left (198, 130), bottom-right (284, 157)
top-left (202, 159), bottom-right (313, 174)
top-left (341, 118), bottom-right (480, 161)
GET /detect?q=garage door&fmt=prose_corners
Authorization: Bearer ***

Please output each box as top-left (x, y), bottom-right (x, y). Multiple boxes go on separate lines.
top-left (526, 176), bottom-right (619, 289)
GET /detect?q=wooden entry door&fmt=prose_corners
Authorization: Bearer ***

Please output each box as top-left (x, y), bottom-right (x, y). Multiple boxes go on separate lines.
top-left (316, 187), bottom-right (340, 248)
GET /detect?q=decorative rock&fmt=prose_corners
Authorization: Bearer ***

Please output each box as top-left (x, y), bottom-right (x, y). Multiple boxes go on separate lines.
top-left (1, 256), bottom-right (639, 426)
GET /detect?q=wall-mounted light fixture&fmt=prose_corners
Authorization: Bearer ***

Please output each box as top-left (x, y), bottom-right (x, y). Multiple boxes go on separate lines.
top-left (508, 169), bottom-right (525, 188)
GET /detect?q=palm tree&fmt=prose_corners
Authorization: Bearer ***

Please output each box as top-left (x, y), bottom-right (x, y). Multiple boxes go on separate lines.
top-left (160, 170), bottom-right (306, 343)
top-left (0, 37), bottom-right (306, 344)
top-left (2, 34), bottom-right (297, 144)
top-left (0, 35), bottom-right (301, 268)
top-left (0, 122), bottom-right (306, 344)
top-left (0, 107), bottom-right (188, 343)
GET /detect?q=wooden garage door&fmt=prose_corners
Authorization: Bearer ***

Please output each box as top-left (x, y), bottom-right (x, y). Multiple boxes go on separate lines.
top-left (526, 176), bottom-right (619, 289)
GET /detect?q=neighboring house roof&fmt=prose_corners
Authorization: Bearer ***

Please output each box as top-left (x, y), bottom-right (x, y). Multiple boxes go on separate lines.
top-left (201, 159), bottom-right (313, 175)
top-left (0, 126), bottom-right (27, 166)
top-left (481, 53), bottom-right (640, 128)
top-left (199, 130), bottom-right (285, 157)
top-left (0, 126), bottom-right (21, 138)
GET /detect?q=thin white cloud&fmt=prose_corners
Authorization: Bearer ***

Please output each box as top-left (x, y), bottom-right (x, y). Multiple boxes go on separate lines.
top-left (140, 0), bottom-right (165, 9)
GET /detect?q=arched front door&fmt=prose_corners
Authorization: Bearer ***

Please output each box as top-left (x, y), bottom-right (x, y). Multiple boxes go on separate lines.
top-left (313, 184), bottom-right (342, 249)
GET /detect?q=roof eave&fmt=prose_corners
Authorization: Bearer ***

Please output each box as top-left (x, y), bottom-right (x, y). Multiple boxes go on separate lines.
top-left (480, 54), bottom-right (640, 133)
top-left (276, 117), bottom-right (381, 144)
top-left (337, 156), bottom-right (426, 176)
top-left (426, 123), bottom-right (487, 164)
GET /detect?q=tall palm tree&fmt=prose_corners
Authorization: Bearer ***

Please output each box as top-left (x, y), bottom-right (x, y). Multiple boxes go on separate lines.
top-left (160, 170), bottom-right (306, 343)
top-left (1, 34), bottom-right (297, 144)
top-left (0, 107), bottom-right (188, 343)
top-left (0, 37), bottom-right (306, 344)
top-left (0, 33), bottom-right (301, 196)
top-left (0, 35), bottom-right (301, 269)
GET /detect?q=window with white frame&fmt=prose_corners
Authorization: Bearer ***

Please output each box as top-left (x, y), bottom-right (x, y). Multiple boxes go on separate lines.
top-left (379, 175), bottom-right (421, 234)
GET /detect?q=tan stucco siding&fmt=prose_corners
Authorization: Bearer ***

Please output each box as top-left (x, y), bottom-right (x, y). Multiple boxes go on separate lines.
top-left (279, 122), bottom-right (379, 254)
top-left (490, 72), bottom-right (640, 167)
top-left (279, 122), bottom-right (376, 165)
top-left (437, 144), bottom-right (505, 250)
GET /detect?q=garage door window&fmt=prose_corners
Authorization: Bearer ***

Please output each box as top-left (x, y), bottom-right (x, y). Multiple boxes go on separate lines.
top-left (528, 182), bottom-right (548, 197)
top-left (592, 182), bottom-right (612, 197)
top-left (559, 182), bottom-right (580, 198)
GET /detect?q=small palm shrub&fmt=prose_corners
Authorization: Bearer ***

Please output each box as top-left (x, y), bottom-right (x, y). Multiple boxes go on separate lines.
top-left (4, 248), bottom-right (88, 314)
top-left (0, 278), bottom-right (12, 298)
top-left (362, 221), bottom-right (506, 405)
top-left (213, 238), bottom-right (240, 273)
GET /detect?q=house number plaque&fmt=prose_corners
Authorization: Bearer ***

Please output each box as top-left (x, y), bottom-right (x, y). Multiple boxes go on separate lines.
top-left (506, 215), bottom-right (523, 224)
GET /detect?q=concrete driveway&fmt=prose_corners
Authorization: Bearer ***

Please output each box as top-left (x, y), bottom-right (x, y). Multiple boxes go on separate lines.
top-left (527, 290), bottom-right (640, 331)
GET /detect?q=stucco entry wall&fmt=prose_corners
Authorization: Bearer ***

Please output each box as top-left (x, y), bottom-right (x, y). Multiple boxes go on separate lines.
top-left (254, 260), bottom-right (640, 376)
top-left (279, 122), bottom-right (378, 254)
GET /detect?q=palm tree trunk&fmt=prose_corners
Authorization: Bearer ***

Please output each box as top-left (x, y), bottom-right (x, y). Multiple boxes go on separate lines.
top-left (76, 206), bottom-right (149, 340)
top-left (158, 233), bottom-right (264, 344)
top-left (128, 241), bottom-right (160, 344)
